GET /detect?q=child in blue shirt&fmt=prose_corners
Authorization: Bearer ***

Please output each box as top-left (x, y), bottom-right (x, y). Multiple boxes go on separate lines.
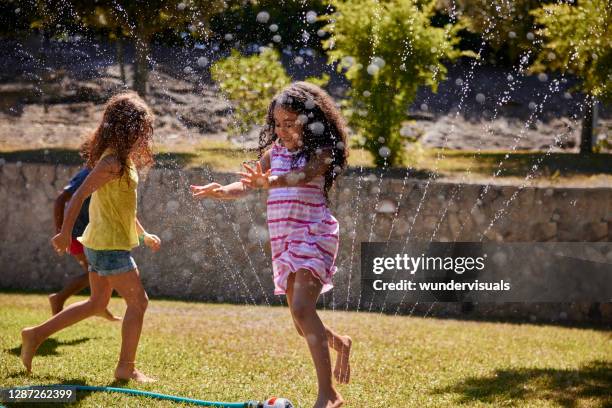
top-left (49, 167), bottom-right (119, 321)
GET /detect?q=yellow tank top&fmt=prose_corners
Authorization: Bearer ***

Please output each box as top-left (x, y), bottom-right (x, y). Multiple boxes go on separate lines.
top-left (79, 151), bottom-right (139, 250)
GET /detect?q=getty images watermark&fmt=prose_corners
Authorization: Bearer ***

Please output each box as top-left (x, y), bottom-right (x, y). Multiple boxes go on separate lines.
top-left (361, 242), bottom-right (612, 307)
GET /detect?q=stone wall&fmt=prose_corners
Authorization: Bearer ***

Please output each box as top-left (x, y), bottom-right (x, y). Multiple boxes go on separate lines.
top-left (0, 163), bottom-right (610, 323)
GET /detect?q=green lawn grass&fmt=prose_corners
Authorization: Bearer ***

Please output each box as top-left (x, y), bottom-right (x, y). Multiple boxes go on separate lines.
top-left (1, 144), bottom-right (610, 186)
top-left (1, 293), bottom-right (610, 407)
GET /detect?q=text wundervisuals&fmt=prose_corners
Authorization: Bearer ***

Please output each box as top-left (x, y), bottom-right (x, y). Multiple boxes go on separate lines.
top-left (371, 279), bottom-right (511, 292)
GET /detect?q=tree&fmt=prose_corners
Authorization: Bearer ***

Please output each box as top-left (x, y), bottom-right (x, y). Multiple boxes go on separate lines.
top-left (323, 0), bottom-right (472, 166)
top-left (211, 48), bottom-right (291, 136)
top-left (74, 0), bottom-right (226, 96)
top-left (209, 0), bottom-right (330, 53)
top-left (451, 0), bottom-right (545, 65)
top-left (210, 47), bottom-right (329, 136)
top-left (530, 0), bottom-right (611, 154)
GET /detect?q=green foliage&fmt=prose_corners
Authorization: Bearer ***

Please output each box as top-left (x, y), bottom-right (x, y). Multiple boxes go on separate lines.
top-left (211, 48), bottom-right (291, 136)
top-left (454, 0), bottom-right (544, 64)
top-left (324, 0), bottom-right (472, 167)
top-left (209, 0), bottom-right (329, 52)
top-left (530, 0), bottom-right (611, 102)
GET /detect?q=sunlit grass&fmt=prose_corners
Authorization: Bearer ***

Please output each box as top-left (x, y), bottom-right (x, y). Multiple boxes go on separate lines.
top-left (1, 293), bottom-right (610, 407)
top-left (0, 143), bottom-right (610, 185)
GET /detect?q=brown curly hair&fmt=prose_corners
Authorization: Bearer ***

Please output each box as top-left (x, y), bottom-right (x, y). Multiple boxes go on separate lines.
top-left (81, 91), bottom-right (154, 181)
top-left (258, 82), bottom-right (349, 200)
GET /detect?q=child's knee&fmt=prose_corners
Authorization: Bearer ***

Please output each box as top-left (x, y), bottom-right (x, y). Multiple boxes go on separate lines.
top-left (89, 297), bottom-right (109, 314)
top-left (291, 302), bottom-right (314, 322)
top-left (127, 292), bottom-right (148, 313)
top-left (292, 319), bottom-right (304, 336)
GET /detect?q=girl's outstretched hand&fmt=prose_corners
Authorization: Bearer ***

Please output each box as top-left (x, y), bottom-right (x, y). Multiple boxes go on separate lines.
top-left (191, 183), bottom-right (223, 199)
top-left (239, 162), bottom-right (271, 189)
top-left (143, 233), bottom-right (161, 252)
top-left (51, 232), bottom-right (71, 255)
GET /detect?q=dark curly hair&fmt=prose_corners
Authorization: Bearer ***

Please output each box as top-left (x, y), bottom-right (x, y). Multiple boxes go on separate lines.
top-left (258, 82), bottom-right (349, 200)
top-left (81, 91), bottom-right (154, 182)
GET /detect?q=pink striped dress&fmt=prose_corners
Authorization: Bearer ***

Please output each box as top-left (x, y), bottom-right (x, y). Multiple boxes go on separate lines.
top-left (267, 142), bottom-right (339, 295)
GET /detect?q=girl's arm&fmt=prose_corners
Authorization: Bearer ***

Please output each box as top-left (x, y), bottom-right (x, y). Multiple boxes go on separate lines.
top-left (241, 149), bottom-right (332, 189)
top-left (135, 217), bottom-right (161, 252)
top-left (191, 150), bottom-right (272, 200)
top-left (51, 156), bottom-right (120, 253)
top-left (53, 190), bottom-right (72, 233)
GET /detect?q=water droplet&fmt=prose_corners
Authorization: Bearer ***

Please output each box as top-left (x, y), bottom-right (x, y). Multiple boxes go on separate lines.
top-left (224, 33), bottom-right (234, 41)
top-left (336, 141), bottom-right (345, 150)
top-left (315, 148), bottom-right (323, 155)
top-left (507, 74), bottom-right (514, 81)
top-left (294, 56), bottom-right (304, 65)
top-left (420, 103), bottom-right (428, 111)
top-left (302, 31), bottom-right (310, 42)
top-left (256, 11), bottom-right (270, 24)
top-left (309, 121), bottom-right (325, 135)
top-left (372, 56), bottom-right (385, 68)
top-left (177, 2), bottom-right (186, 11)
top-left (509, 31), bottom-right (516, 39)
top-left (563, 92), bottom-right (572, 99)
top-left (197, 56), bottom-right (208, 67)
top-left (269, 24), bottom-right (278, 32)
top-left (455, 78), bottom-right (463, 86)
top-left (378, 137), bottom-right (386, 143)
top-left (547, 52), bottom-right (556, 61)
top-left (306, 10), bottom-right (318, 24)
top-left (526, 32), bottom-right (535, 41)
top-left (378, 146), bottom-right (391, 158)
top-left (184, 66), bottom-right (193, 74)
top-left (537, 73), bottom-right (548, 82)
top-left (317, 29), bottom-right (326, 37)
top-left (286, 173), bottom-right (300, 185)
top-left (341, 56), bottom-right (355, 67)
top-left (333, 165), bottom-right (342, 174)
top-left (363, 90), bottom-right (371, 97)
top-left (297, 114), bottom-right (308, 124)
top-left (305, 99), bottom-right (315, 109)
top-left (367, 64), bottom-right (379, 75)
top-left (528, 101), bottom-right (537, 110)
top-left (475, 93), bottom-right (486, 104)
top-left (272, 34), bottom-right (281, 43)
top-left (376, 199), bottom-right (396, 214)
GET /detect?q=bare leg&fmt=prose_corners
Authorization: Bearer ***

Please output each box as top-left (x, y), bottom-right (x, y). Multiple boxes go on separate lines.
top-left (288, 270), bottom-right (344, 408)
top-left (21, 272), bottom-right (112, 372)
top-left (49, 253), bottom-right (120, 321)
top-left (286, 274), bottom-right (352, 384)
top-left (107, 269), bottom-right (155, 383)
top-left (49, 254), bottom-right (89, 314)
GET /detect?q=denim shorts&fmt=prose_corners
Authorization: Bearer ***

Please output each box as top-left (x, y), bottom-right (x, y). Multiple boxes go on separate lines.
top-left (83, 247), bottom-right (137, 276)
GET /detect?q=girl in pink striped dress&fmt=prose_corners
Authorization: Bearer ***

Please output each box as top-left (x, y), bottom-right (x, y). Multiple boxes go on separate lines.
top-left (191, 82), bottom-right (351, 408)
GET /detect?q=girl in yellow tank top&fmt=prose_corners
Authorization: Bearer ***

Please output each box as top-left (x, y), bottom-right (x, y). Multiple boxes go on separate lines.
top-left (79, 150), bottom-right (139, 250)
top-left (21, 92), bottom-right (161, 383)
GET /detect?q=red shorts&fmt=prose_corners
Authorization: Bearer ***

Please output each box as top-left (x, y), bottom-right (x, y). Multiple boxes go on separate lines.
top-left (69, 238), bottom-right (84, 256)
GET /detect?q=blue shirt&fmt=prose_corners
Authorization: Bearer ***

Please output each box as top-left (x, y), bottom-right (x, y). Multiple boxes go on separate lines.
top-left (64, 168), bottom-right (91, 238)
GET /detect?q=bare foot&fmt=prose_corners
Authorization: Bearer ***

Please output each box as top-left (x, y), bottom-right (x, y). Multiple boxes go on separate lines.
top-left (48, 293), bottom-right (63, 315)
top-left (115, 364), bottom-right (156, 383)
top-left (333, 336), bottom-right (352, 384)
top-left (20, 328), bottom-right (43, 373)
top-left (97, 309), bottom-right (122, 322)
top-left (314, 391), bottom-right (344, 408)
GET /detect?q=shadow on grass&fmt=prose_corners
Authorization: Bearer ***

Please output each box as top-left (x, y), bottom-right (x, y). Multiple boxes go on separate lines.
top-left (432, 360), bottom-right (612, 407)
top-left (7, 337), bottom-right (93, 358)
top-left (443, 151), bottom-right (612, 177)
